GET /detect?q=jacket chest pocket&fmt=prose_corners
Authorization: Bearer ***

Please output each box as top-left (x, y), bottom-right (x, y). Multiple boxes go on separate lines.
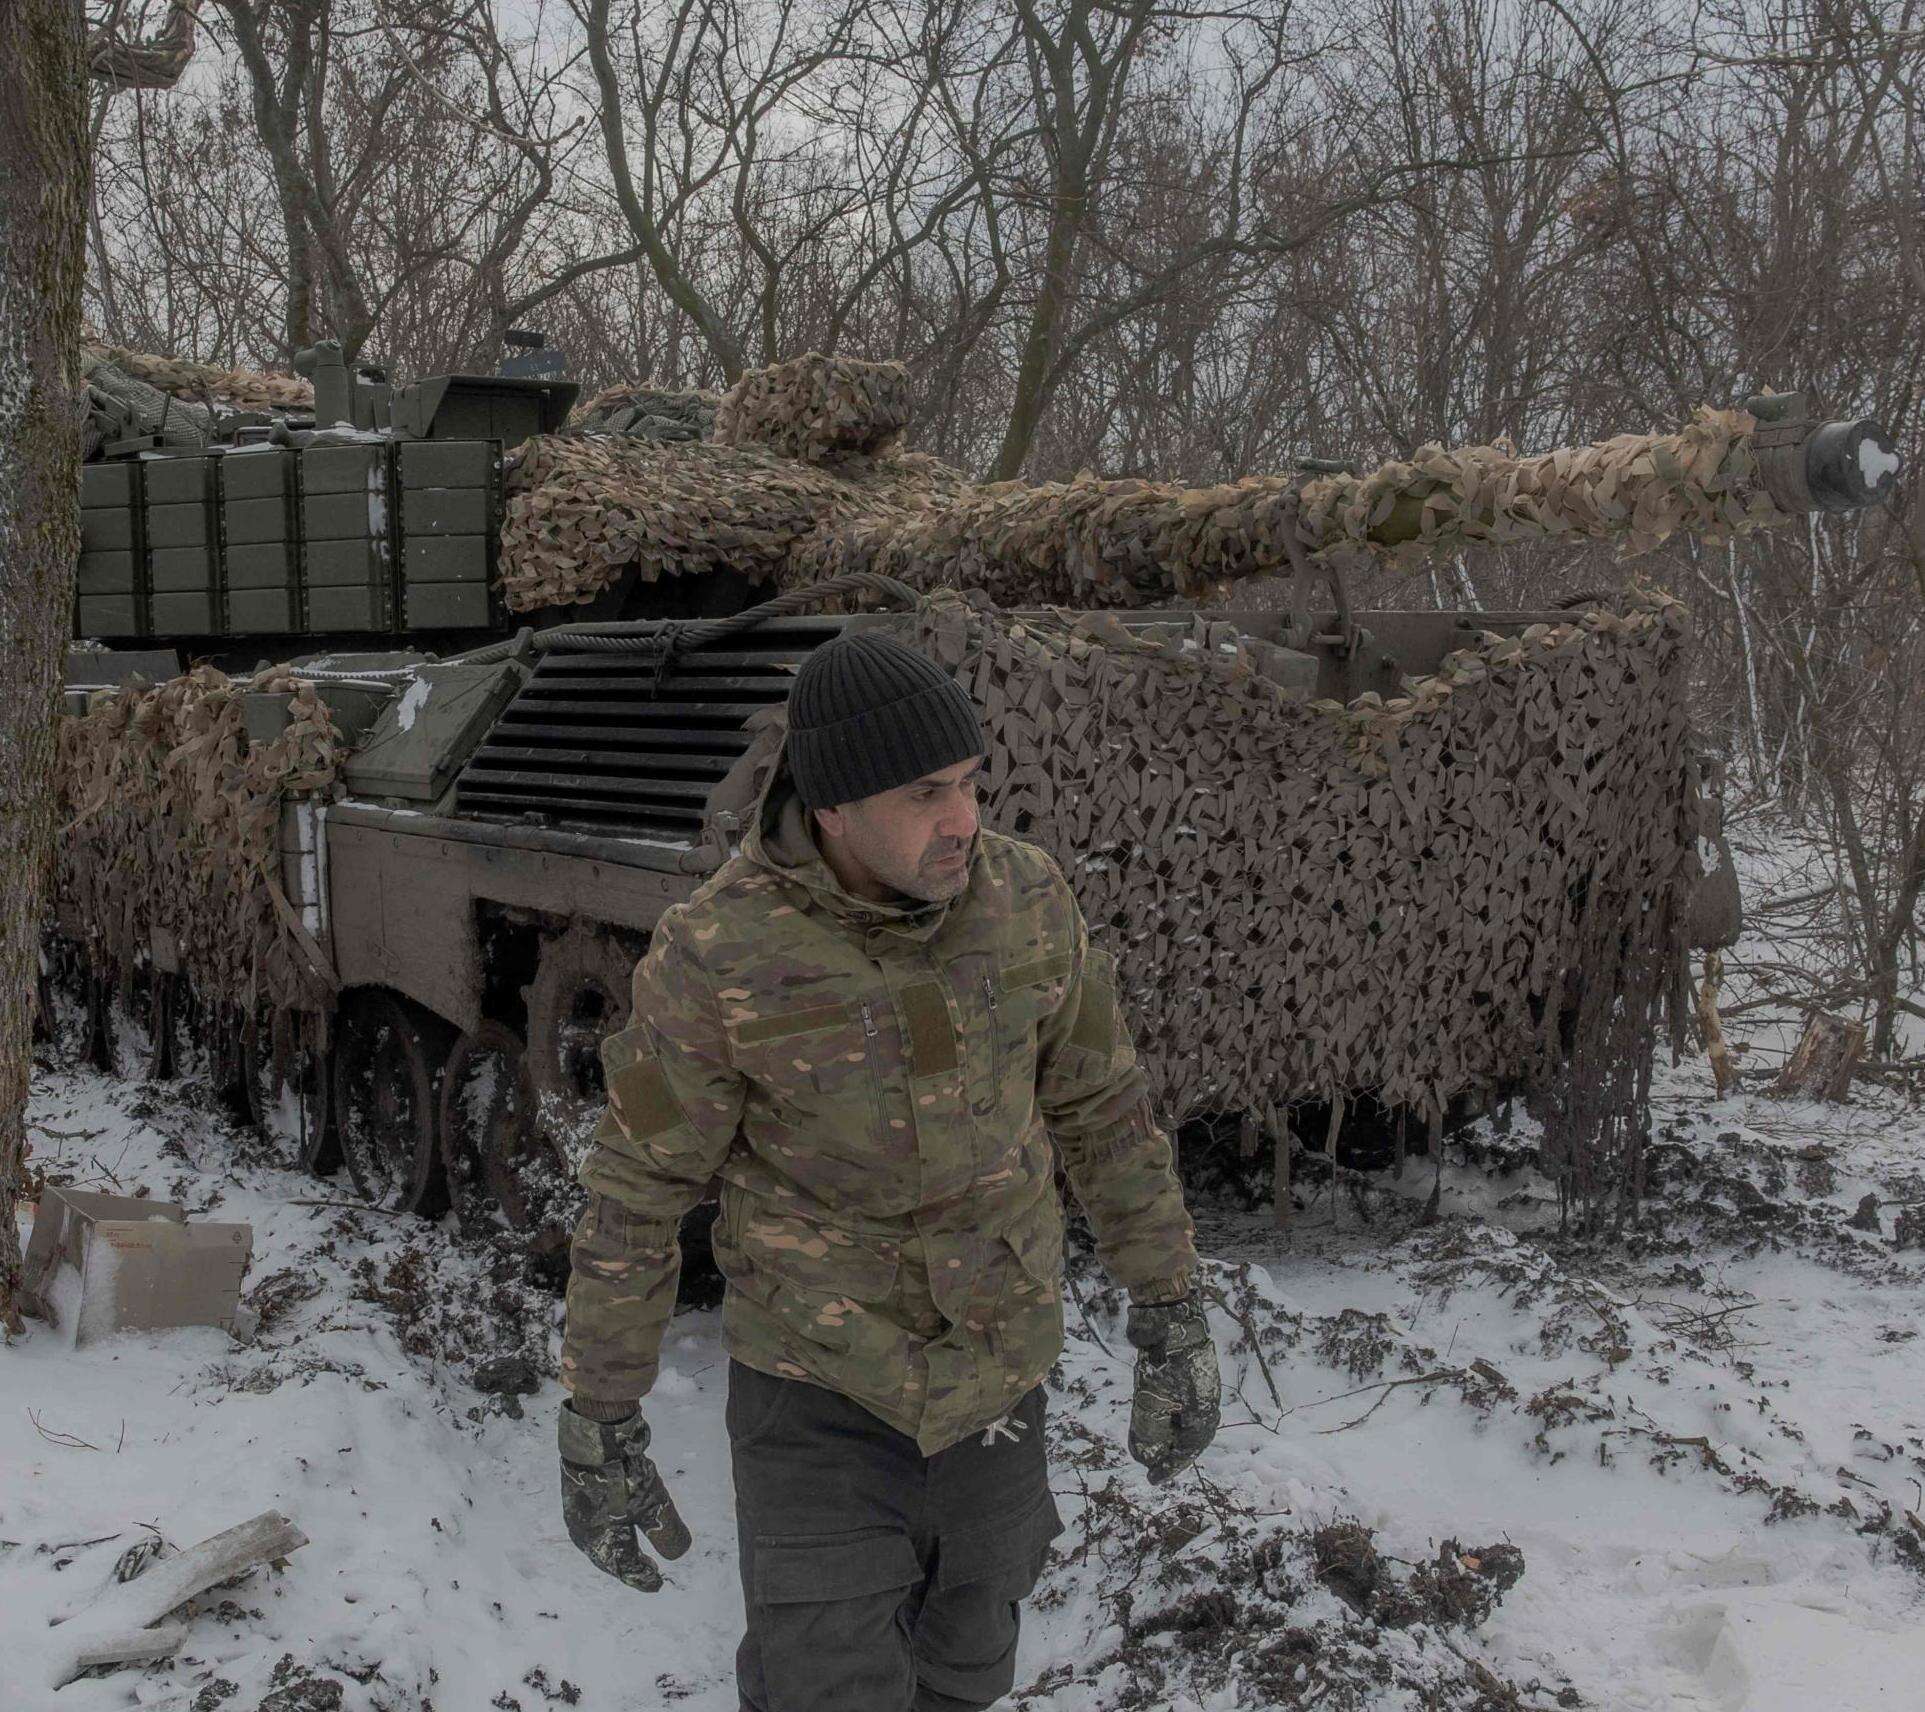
top-left (989, 950), bottom-right (1073, 1108)
top-left (730, 998), bottom-right (888, 1159)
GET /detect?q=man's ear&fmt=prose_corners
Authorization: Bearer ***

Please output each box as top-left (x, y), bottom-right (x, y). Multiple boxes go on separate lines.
top-left (813, 803), bottom-right (847, 841)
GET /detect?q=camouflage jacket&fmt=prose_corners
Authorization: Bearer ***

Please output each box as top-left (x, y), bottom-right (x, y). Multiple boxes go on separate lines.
top-left (561, 768), bottom-right (1198, 1456)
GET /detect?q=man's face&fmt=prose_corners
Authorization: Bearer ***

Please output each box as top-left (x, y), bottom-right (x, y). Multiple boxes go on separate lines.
top-left (812, 755), bottom-right (985, 904)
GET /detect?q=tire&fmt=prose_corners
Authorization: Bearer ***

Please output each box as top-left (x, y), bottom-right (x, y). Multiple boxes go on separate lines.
top-left (523, 924), bottom-right (637, 1155)
top-left (331, 990), bottom-right (455, 1214)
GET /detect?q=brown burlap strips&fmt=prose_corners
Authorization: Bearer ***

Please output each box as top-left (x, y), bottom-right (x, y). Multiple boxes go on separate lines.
top-left (904, 584), bottom-right (1697, 1224)
top-left (499, 372), bottom-right (1798, 616)
top-left (82, 338), bottom-right (314, 412)
top-left (53, 667), bottom-right (348, 1018)
top-left (712, 353), bottom-right (913, 464)
top-left (498, 434), bottom-right (963, 612)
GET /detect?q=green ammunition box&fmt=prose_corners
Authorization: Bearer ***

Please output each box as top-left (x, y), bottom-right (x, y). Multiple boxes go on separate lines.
top-left (304, 490), bottom-right (380, 540)
top-left (81, 509), bottom-right (135, 552)
top-left (150, 546), bottom-right (217, 591)
top-left (225, 495), bottom-right (291, 543)
top-left (150, 591), bottom-right (218, 633)
top-left (144, 457), bottom-right (215, 504)
top-left (224, 542), bottom-right (295, 590)
top-left (403, 582), bottom-right (493, 628)
top-left (220, 449), bottom-right (290, 498)
top-left (306, 538), bottom-right (384, 587)
top-left (227, 587), bottom-right (299, 634)
top-left (402, 535), bottom-right (489, 581)
top-left (77, 552), bottom-right (138, 596)
top-left (398, 440), bottom-right (493, 486)
top-left (306, 583), bottom-right (392, 631)
top-left (75, 595), bottom-right (140, 637)
top-left (81, 463), bottom-right (137, 507)
top-left (302, 444), bottom-right (386, 493)
top-left (146, 502), bottom-right (211, 549)
top-left (401, 486), bottom-right (491, 534)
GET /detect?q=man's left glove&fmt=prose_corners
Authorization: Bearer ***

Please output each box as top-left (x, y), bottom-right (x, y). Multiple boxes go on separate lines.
top-left (1126, 1296), bottom-right (1221, 1486)
top-left (558, 1401), bottom-right (693, 1592)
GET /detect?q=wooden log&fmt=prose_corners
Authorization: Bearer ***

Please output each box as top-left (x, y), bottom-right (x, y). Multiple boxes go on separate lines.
top-left (1697, 951), bottom-right (1738, 1097)
top-left (47, 1510), bottom-right (308, 1688)
top-left (1766, 1010), bottom-right (1866, 1103)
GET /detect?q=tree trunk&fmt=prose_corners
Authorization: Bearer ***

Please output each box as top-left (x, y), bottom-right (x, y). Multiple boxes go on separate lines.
top-left (0, 0), bottom-right (87, 1335)
top-left (1768, 1011), bottom-right (1867, 1104)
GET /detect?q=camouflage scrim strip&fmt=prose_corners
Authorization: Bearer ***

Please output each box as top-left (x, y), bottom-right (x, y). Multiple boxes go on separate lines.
top-left (713, 354), bottom-right (913, 465)
top-left (50, 666), bottom-right (346, 1015)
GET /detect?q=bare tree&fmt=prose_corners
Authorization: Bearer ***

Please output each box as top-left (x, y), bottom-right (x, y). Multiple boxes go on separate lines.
top-left (1, 0), bottom-right (92, 1333)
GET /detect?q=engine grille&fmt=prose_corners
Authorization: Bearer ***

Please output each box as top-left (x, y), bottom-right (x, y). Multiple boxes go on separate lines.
top-left (454, 618), bottom-right (850, 839)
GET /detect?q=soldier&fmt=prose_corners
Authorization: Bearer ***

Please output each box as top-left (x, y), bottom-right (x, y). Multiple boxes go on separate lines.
top-left (556, 630), bottom-right (1219, 1712)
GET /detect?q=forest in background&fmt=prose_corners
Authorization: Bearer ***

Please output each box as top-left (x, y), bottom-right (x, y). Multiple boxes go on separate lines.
top-left (84, 0), bottom-right (1924, 1057)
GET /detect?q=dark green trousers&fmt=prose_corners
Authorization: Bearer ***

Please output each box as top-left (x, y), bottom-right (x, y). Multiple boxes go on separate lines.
top-left (729, 1361), bottom-right (1061, 1712)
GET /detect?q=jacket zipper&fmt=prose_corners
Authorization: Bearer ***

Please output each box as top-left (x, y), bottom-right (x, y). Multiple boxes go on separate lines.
top-left (982, 974), bottom-right (1001, 1107)
top-left (860, 1000), bottom-right (884, 1144)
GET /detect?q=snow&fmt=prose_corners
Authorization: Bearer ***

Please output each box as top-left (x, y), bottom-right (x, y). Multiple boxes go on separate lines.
top-left (394, 677), bottom-right (432, 734)
top-left (6, 978), bottom-right (1922, 1706)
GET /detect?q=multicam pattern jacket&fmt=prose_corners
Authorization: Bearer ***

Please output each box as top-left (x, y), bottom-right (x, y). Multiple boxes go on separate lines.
top-left (561, 773), bottom-right (1199, 1456)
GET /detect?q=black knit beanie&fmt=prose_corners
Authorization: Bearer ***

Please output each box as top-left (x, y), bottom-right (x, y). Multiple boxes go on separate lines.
top-left (785, 631), bottom-right (985, 809)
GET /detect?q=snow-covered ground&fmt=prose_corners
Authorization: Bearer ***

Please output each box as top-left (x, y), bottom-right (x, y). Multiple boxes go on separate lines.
top-left (7, 896), bottom-right (1923, 1709)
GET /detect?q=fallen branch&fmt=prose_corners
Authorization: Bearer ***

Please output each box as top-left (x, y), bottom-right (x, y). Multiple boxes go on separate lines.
top-left (46, 1509), bottom-right (307, 1688)
top-left (1314, 1369), bottom-right (1463, 1435)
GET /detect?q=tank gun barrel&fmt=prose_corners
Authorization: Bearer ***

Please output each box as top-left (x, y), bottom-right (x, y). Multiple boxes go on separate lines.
top-left (1299, 393), bottom-right (1901, 567)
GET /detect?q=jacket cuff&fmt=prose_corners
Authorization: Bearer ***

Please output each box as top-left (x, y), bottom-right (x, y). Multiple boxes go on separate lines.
top-left (566, 1391), bottom-right (642, 1422)
top-left (1128, 1272), bottom-right (1196, 1306)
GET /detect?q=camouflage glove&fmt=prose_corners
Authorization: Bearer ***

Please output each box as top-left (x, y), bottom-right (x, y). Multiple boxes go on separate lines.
top-left (557, 1402), bottom-right (693, 1592)
top-left (1125, 1297), bottom-right (1220, 1486)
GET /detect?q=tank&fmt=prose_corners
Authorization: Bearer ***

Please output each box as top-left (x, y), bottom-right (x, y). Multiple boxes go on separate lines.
top-left (48, 354), bottom-right (1900, 1240)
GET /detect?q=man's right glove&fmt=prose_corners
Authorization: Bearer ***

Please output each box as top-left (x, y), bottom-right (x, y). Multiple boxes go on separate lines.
top-left (1125, 1296), bottom-right (1221, 1486)
top-left (558, 1401), bottom-right (692, 1592)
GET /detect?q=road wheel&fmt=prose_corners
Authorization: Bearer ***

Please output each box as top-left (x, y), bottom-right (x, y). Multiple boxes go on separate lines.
top-left (332, 990), bottom-right (455, 1214)
top-left (439, 1020), bottom-right (570, 1240)
top-left (524, 924), bottom-right (636, 1159)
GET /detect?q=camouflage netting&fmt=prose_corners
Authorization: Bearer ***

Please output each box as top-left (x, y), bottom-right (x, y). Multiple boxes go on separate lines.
top-left (82, 338), bottom-right (314, 412)
top-left (713, 353), bottom-right (913, 464)
top-left (897, 584), bottom-right (1698, 1224)
top-left (53, 668), bottom-right (347, 1018)
top-left (499, 355), bottom-right (1799, 614)
top-left (499, 435), bottom-right (964, 612)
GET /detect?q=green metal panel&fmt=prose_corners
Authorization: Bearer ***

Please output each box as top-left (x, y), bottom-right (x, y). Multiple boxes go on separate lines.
top-left (227, 587), bottom-right (299, 634)
top-left (144, 457), bottom-right (215, 504)
top-left (306, 538), bottom-right (383, 587)
top-left (303, 490), bottom-right (380, 540)
top-left (398, 440), bottom-right (493, 486)
top-left (150, 591), bottom-right (218, 633)
top-left (150, 546), bottom-right (216, 591)
top-left (403, 581), bottom-right (493, 628)
top-left (76, 595), bottom-right (140, 637)
top-left (224, 542), bottom-right (295, 590)
top-left (401, 486), bottom-right (490, 534)
top-left (225, 495), bottom-right (290, 543)
top-left (301, 444), bottom-right (386, 492)
top-left (402, 535), bottom-right (490, 582)
top-left (342, 660), bottom-right (524, 801)
top-left (220, 449), bottom-right (290, 498)
top-left (81, 463), bottom-right (136, 506)
top-left (146, 502), bottom-right (210, 548)
top-left (306, 583), bottom-right (391, 631)
top-left (77, 551), bottom-right (137, 596)
top-left (81, 509), bottom-right (134, 552)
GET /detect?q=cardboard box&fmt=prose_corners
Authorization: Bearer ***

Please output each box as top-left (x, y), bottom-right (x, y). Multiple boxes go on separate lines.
top-left (23, 1187), bottom-right (252, 1345)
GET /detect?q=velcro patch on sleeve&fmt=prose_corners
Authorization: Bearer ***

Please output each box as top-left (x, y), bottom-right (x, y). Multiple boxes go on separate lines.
top-left (607, 1056), bottom-right (688, 1141)
top-left (1068, 949), bottom-right (1118, 1052)
top-left (899, 981), bottom-right (959, 1077)
top-left (733, 1000), bottom-right (852, 1045)
top-left (1001, 949), bottom-right (1074, 991)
